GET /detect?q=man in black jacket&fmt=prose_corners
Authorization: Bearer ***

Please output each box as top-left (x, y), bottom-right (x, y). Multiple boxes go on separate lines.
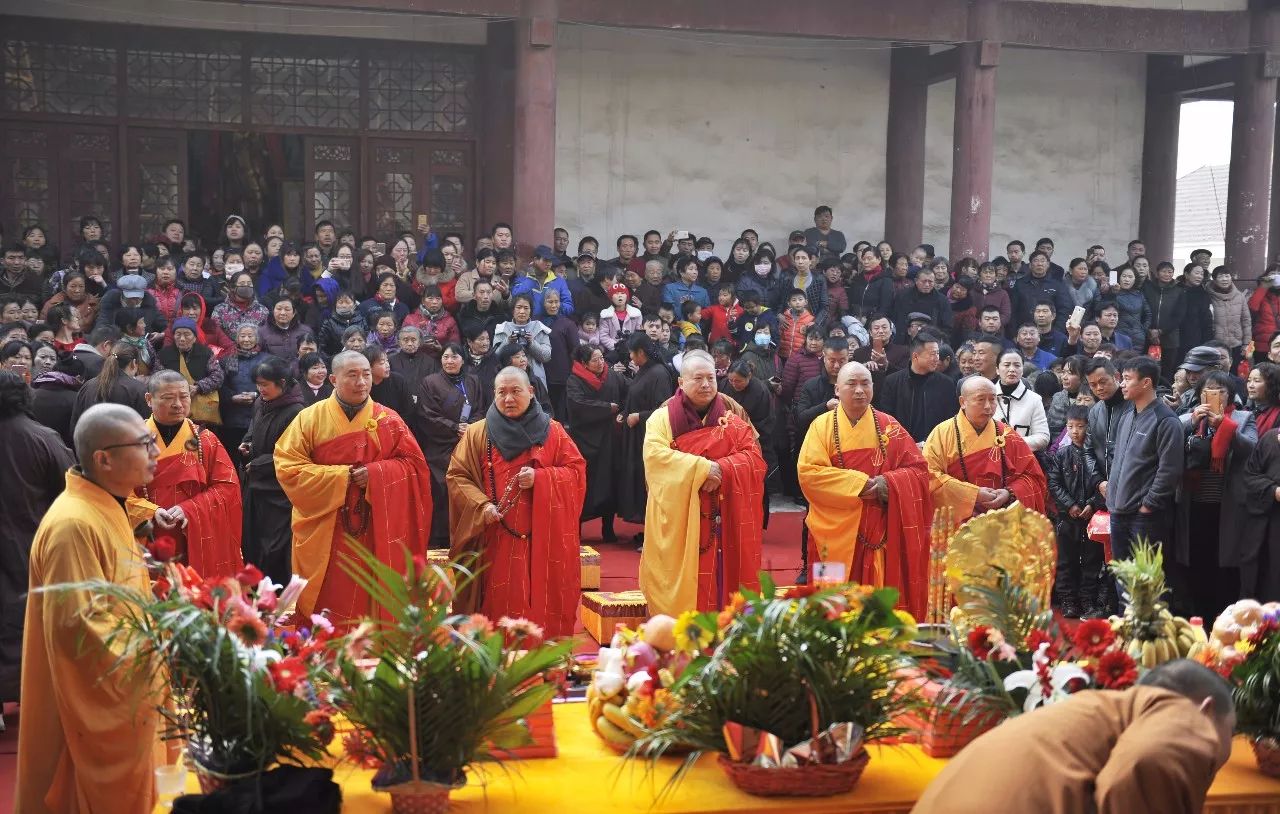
top-left (889, 272), bottom-right (950, 344)
top-left (1083, 356), bottom-right (1128, 478)
top-left (878, 330), bottom-right (955, 442)
top-left (568, 253), bottom-right (612, 318)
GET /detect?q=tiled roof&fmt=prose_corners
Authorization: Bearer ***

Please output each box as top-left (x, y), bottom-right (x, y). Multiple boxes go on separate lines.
top-left (1175, 164), bottom-right (1228, 245)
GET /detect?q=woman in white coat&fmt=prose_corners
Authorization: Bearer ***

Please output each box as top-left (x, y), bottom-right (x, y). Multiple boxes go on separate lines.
top-left (996, 349), bottom-right (1051, 451)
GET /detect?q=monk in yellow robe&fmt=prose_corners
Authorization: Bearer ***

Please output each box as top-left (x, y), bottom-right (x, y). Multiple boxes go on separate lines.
top-left (17, 404), bottom-right (161, 813)
top-left (797, 361), bottom-right (933, 618)
top-left (125, 370), bottom-right (242, 578)
top-left (274, 351), bottom-right (432, 621)
top-left (639, 350), bottom-right (767, 616)
top-left (448, 367), bottom-right (586, 637)
top-left (912, 660), bottom-right (1236, 814)
top-left (922, 375), bottom-right (1048, 521)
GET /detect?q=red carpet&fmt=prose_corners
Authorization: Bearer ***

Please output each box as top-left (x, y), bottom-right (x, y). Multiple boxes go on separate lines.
top-left (0, 514), bottom-right (807, 803)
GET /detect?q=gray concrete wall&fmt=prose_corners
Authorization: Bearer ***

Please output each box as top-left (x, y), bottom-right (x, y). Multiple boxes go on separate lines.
top-left (555, 25), bottom-right (1145, 261)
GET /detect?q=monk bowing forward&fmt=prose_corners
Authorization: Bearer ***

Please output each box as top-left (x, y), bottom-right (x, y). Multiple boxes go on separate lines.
top-left (274, 351), bottom-right (432, 621)
top-left (448, 366), bottom-right (586, 637)
top-left (639, 350), bottom-right (767, 616)
top-left (797, 361), bottom-right (933, 619)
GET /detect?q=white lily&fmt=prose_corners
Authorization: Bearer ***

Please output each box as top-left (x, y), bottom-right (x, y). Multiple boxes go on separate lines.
top-left (1002, 642), bottom-right (1090, 713)
top-left (276, 575), bottom-right (307, 616)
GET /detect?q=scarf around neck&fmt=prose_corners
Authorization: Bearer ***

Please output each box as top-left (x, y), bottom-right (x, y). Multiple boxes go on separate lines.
top-left (486, 399), bottom-right (551, 460)
top-left (572, 360), bottom-right (606, 390)
top-left (668, 388), bottom-right (726, 438)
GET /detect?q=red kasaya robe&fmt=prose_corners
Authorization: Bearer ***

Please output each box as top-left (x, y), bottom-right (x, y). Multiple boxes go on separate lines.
top-left (639, 393), bottom-right (767, 615)
top-left (127, 417), bottom-right (243, 579)
top-left (797, 408), bottom-right (933, 619)
top-left (274, 397), bottom-right (433, 621)
top-left (924, 412), bottom-right (1048, 521)
top-left (447, 419), bottom-right (586, 637)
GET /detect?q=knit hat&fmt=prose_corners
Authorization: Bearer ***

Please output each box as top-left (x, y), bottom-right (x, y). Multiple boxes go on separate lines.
top-left (172, 317), bottom-right (199, 335)
top-left (607, 283), bottom-right (630, 297)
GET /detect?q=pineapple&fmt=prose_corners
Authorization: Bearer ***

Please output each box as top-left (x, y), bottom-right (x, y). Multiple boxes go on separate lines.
top-left (1108, 539), bottom-right (1186, 668)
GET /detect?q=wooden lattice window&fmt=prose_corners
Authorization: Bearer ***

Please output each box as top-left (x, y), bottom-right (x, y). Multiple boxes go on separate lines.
top-left (250, 54), bottom-right (359, 129)
top-left (126, 46), bottom-right (243, 124)
top-left (2, 39), bottom-right (117, 116)
top-left (65, 131), bottom-right (116, 242)
top-left (368, 51), bottom-right (475, 133)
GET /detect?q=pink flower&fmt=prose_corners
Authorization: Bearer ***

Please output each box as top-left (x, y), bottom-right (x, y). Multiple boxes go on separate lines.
top-left (310, 613), bottom-right (334, 635)
top-left (498, 616), bottom-right (544, 643)
top-left (992, 642), bottom-right (1018, 662)
top-left (345, 622), bottom-right (374, 661)
top-left (459, 614), bottom-right (494, 638)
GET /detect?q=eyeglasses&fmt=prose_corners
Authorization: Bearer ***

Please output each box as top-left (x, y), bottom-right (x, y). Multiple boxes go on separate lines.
top-left (101, 432), bottom-right (160, 452)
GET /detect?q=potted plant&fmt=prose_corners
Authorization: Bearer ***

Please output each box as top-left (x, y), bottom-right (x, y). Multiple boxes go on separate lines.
top-left (329, 545), bottom-right (574, 814)
top-left (43, 561), bottom-right (336, 791)
top-left (632, 576), bottom-right (919, 798)
top-left (1226, 606), bottom-right (1280, 777)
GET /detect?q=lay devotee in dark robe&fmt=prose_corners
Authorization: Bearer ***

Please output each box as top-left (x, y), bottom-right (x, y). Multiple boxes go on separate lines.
top-left (125, 369), bottom-right (243, 579)
top-left (0, 371), bottom-right (75, 711)
top-left (447, 366), bottom-right (586, 636)
top-left (419, 343), bottom-right (485, 549)
top-left (616, 334), bottom-right (674, 539)
top-left (1241, 421), bottom-right (1280, 600)
top-left (239, 356), bottom-right (305, 585)
top-left (923, 375), bottom-right (1047, 520)
top-left (18, 404), bottom-right (161, 813)
top-left (639, 350), bottom-right (766, 616)
top-left (797, 361), bottom-right (933, 618)
top-left (274, 350), bottom-right (432, 621)
top-left (566, 343), bottom-right (628, 542)
top-left (912, 660), bottom-right (1237, 814)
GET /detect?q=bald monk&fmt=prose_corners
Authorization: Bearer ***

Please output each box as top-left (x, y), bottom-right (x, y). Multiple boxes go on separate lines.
top-left (913, 660), bottom-right (1237, 814)
top-left (797, 361), bottom-right (933, 618)
top-left (640, 350), bottom-right (767, 615)
top-left (17, 404), bottom-right (160, 813)
top-left (448, 366), bottom-right (586, 636)
top-left (274, 350), bottom-right (432, 620)
top-left (125, 370), bottom-right (242, 578)
top-left (922, 375), bottom-right (1048, 520)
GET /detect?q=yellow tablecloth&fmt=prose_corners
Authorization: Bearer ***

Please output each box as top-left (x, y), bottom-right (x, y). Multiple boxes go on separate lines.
top-left (165, 701), bottom-right (1280, 813)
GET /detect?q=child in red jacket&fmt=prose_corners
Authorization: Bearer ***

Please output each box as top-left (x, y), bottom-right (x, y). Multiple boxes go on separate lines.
top-left (701, 283), bottom-right (743, 345)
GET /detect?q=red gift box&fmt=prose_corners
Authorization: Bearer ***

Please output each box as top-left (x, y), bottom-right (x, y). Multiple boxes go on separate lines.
top-left (892, 668), bottom-right (1001, 758)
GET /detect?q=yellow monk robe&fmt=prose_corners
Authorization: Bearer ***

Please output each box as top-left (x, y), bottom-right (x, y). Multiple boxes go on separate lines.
top-left (797, 407), bottom-right (933, 618)
top-left (17, 469), bottom-right (159, 814)
top-left (125, 417), bottom-right (242, 579)
top-left (274, 395), bottom-right (432, 620)
top-left (922, 411), bottom-right (1048, 521)
top-left (639, 392), bottom-right (766, 616)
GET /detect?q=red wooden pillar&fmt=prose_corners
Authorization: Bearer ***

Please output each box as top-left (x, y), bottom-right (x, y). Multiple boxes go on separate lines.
top-left (1226, 4), bottom-right (1279, 282)
top-left (948, 39), bottom-right (999, 262)
top-left (1139, 55), bottom-right (1182, 265)
top-left (480, 21), bottom-right (517, 241)
top-left (885, 45), bottom-right (929, 251)
top-left (511, 0), bottom-right (558, 258)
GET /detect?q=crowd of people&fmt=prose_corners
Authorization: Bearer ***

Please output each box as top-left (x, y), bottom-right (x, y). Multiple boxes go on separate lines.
top-left (4, 208), bottom-right (1280, 699)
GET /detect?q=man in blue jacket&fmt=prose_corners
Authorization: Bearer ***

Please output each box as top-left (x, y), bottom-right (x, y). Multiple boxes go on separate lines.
top-left (511, 244), bottom-right (574, 318)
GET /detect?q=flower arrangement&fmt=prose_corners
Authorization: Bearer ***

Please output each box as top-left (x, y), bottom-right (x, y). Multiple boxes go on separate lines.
top-left (326, 544), bottom-right (573, 810)
top-left (631, 577), bottom-right (919, 797)
top-left (586, 614), bottom-right (689, 752)
top-left (935, 570), bottom-right (1139, 726)
top-left (1210, 602), bottom-right (1280, 777)
top-left (42, 562), bottom-right (334, 786)
top-left (1194, 599), bottom-right (1280, 678)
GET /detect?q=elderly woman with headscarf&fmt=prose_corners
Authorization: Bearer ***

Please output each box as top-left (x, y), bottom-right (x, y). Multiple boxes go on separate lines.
top-left (157, 316), bottom-right (225, 427)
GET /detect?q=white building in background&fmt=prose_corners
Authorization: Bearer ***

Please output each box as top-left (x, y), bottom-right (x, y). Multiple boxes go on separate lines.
top-left (1175, 165), bottom-right (1229, 270)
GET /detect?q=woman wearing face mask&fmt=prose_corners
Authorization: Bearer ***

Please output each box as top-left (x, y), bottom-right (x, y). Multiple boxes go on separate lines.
top-left (735, 248), bottom-right (779, 308)
top-left (995, 349), bottom-right (1050, 452)
top-left (420, 343), bottom-right (485, 548)
top-left (212, 271), bottom-right (270, 340)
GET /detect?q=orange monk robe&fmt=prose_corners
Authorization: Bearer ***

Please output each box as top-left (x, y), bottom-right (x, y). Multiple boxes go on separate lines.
top-left (274, 396), bottom-right (432, 621)
top-left (447, 419), bottom-right (586, 638)
top-left (912, 687), bottom-right (1223, 814)
top-left (17, 469), bottom-right (159, 814)
top-left (922, 411), bottom-right (1048, 521)
top-left (797, 407), bottom-right (933, 619)
top-left (639, 393), bottom-right (766, 616)
top-left (126, 417), bottom-right (243, 579)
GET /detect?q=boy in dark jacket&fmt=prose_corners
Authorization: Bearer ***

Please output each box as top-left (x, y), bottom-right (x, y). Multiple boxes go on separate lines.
top-left (1047, 404), bottom-right (1106, 619)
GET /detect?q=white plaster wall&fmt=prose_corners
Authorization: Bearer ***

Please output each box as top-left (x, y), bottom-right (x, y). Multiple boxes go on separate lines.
top-left (556, 25), bottom-right (1146, 261)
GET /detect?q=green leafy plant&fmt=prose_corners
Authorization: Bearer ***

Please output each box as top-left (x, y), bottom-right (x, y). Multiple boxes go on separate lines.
top-left (631, 576), bottom-right (920, 793)
top-left (329, 545), bottom-right (574, 789)
top-left (1231, 616), bottom-right (1280, 741)
top-left (38, 562), bottom-right (334, 776)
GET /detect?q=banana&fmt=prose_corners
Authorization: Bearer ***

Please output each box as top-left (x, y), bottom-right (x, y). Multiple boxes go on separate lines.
top-left (1127, 639), bottom-right (1143, 660)
top-left (602, 702), bottom-right (647, 738)
top-left (596, 715), bottom-right (635, 747)
top-left (1188, 641), bottom-right (1206, 660)
top-left (1141, 640), bottom-right (1157, 669)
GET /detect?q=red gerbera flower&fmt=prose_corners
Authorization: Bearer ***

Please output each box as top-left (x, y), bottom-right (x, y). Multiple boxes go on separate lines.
top-left (1025, 628), bottom-right (1060, 660)
top-left (226, 609), bottom-right (268, 646)
top-left (235, 564), bottom-right (264, 589)
top-left (151, 575), bottom-right (173, 600)
top-left (267, 656), bottom-right (306, 693)
top-left (967, 625), bottom-right (994, 660)
top-left (304, 709), bottom-right (335, 746)
top-left (783, 585), bottom-right (819, 600)
top-left (1072, 619), bottom-right (1116, 658)
top-left (1093, 650), bottom-right (1138, 690)
top-left (147, 536), bottom-right (177, 563)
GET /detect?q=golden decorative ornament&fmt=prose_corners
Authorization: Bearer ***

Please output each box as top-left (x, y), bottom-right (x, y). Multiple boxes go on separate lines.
top-left (943, 502), bottom-right (1056, 633)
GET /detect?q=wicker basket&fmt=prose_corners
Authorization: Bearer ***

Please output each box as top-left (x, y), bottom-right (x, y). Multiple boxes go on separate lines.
top-left (385, 780), bottom-right (457, 814)
top-left (1252, 736), bottom-right (1280, 778)
top-left (716, 749), bottom-right (871, 797)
